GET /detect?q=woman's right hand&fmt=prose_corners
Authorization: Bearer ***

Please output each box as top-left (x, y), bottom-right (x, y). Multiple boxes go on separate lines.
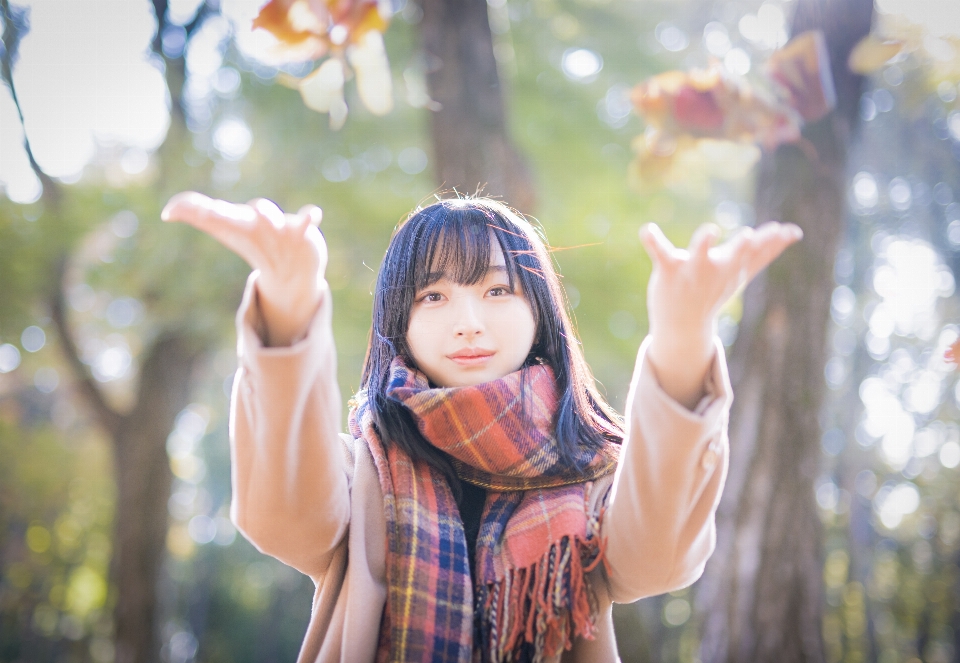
top-left (161, 192), bottom-right (328, 347)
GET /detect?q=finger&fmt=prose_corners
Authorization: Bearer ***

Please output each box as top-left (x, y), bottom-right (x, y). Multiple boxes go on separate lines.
top-left (689, 223), bottom-right (721, 261)
top-left (300, 205), bottom-right (323, 226)
top-left (639, 223), bottom-right (680, 267)
top-left (161, 191), bottom-right (258, 230)
top-left (160, 191), bottom-right (207, 222)
top-left (161, 193), bottom-right (270, 268)
top-left (160, 191), bottom-right (200, 222)
top-left (739, 223), bottom-right (803, 283)
top-left (710, 225), bottom-right (755, 265)
top-left (289, 204), bottom-right (323, 232)
top-left (250, 198), bottom-right (286, 229)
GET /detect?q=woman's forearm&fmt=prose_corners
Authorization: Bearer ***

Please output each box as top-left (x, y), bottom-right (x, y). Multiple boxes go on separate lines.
top-left (230, 273), bottom-right (351, 579)
top-left (601, 337), bottom-right (732, 603)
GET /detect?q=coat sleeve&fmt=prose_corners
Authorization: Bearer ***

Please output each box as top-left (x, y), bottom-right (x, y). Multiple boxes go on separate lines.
top-left (602, 336), bottom-right (732, 603)
top-left (229, 271), bottom-right (351, 580)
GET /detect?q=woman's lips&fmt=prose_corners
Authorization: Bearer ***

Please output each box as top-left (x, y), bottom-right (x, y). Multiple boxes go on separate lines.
top-left (448, 350), bottom-right (495, 366)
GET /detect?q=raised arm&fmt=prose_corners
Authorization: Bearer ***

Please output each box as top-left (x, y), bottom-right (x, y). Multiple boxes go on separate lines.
top-left (602, 221), bottom-right (802, 602)
top-left (162, 193), bottom-right (350, 578)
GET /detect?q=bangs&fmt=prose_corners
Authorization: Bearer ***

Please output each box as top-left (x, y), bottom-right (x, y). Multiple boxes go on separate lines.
top-left (409, 204), bottom-right (524, 292)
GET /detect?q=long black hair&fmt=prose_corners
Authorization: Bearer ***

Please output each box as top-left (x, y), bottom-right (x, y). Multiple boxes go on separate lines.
top-left (361, 198), bottom-right (623, 490)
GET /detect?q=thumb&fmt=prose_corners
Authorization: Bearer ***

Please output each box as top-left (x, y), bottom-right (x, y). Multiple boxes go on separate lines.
top-left (639, 223), bottom-right (677, 268)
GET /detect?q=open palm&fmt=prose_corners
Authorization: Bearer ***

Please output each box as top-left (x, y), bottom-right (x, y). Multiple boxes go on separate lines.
top-left (161, 192), bottom-right (327, 346)
top-left (639, 221), bottom-right (802, 407)
top-left (641, 221), bottom-right (803, 338)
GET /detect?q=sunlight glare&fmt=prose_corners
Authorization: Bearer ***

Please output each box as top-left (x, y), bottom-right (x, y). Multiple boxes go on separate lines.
top-left (0, 0), bottom-right (169, 192)
top-left (871, 239), bottom-right (951, 340)
top-left (703, 22), bottom-right (731, 57)
top-left (561, 48), bottom-right (603, 83)
top-left (852, 172), bottom-right (879, 209)
top-left (655, 23), bottom-right (688, 52)
top-left (875, 0), bottom-right (960, 40)
top-left (875, 482), bottom-right (920, 529)
top-left (212, 117), bottom-right (253, 161)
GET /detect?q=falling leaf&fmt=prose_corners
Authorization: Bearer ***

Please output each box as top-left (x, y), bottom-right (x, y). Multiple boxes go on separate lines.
top-left (252, 0), bottom-right (394, 126)
top-left (253, 0), bottom-right (388, 55)
top-left (848, 35), bottom-right (904, 75)
top-left (630, 30), bottom-right (839, 187)
top-left (298, 58), bottom-right (349, 129)
top-left (252, 0), bottom-right (330, 62)
top-left (945, 338), bottom-right (960, 368)
top-left (632, 64), bottom-right (801, 147)
top-left (299, 57), bottom-right (344, 111)
top-left (347, 30), bottom-right (393, 116)
top-left (767, 31), bottom-right (836, 122)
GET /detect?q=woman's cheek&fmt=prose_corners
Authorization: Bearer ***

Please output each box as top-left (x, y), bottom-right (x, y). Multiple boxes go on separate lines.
top-left (498, 300), bottom-right (536, 348)
top-left (409, 308), bottom-right (445, 347)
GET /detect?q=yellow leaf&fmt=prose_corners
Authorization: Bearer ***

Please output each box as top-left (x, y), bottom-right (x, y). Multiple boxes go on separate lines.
top-left (299, 57), bottom-right (345, 113)
top-left (348, 30), bottom-right (394, 115)
top-left (252, 0), bottom-right (329, 62)
top-left (848, 35), bottom-right (904, 74)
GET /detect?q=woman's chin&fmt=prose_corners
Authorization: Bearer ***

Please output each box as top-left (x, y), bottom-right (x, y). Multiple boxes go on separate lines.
top-left (431, 364), bottom-right (510, 388)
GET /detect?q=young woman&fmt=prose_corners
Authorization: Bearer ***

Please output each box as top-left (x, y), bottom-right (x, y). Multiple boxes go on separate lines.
top-left (161, 192), bottom-right (800, 663)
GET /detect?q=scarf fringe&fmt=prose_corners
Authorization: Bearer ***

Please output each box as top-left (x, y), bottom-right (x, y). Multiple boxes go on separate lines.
top-left (476, 533), bottom-right (604, 663)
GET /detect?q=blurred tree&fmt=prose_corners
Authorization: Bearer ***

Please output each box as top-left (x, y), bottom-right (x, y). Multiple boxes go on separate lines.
top-left (0, 2), bottom-right (215, 661)
top-left (419, 0), bottom-right (535, 210)
top-left (816, 21), bottom-right (960, 659)
top-left (0, 0), bottom-right (704, 660)
top-left (696, 0), bottom-right (874, 661)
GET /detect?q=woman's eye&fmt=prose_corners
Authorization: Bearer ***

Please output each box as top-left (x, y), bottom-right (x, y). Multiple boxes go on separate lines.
top-left (422, 292), bottom-right (442, 302)
top-left (488, 286), bottom-right (509, 297)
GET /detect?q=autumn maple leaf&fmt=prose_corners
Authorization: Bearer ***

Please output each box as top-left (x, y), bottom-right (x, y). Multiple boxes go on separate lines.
top-left (251, 0), bottom-right (394, 127)
top-left (673, 86), bottom-right (725, 134)
top-left (630, 30), bottom-right (836, 185)
top-left (945, 338), bottom-right (960, 368)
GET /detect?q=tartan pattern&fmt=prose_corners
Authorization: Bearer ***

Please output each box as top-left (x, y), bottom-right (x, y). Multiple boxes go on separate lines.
top-left (348, 358), bottom-right (619, 662)
top-left (390, 362), bottom-right (618, 490)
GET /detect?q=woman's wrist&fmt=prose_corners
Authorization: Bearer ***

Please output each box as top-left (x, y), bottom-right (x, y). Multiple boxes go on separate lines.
top-left (255, 275), bottom-right (326, 347)
top-left (646, 325), bottom-right (715, 411)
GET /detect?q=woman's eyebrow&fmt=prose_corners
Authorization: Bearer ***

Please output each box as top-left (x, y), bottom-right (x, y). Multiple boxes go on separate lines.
top-left (419, 265), bottom-right (507, 287)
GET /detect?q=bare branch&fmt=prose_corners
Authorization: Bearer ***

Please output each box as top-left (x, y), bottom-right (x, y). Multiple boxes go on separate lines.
top-left (0, 0), bottom-right (58, 202)
top-left (150, 0), bottom-right (169, 56)
top-left (149, 0), bottom-right (212, 57)
top-left (50, 258), bottom-right (123, 437)
top-left (149, 0), bottom-right (213, 127)
top-left (1, 0), bottom-right (121, 435)
top-left (183, 2), bottom-right (214, 40)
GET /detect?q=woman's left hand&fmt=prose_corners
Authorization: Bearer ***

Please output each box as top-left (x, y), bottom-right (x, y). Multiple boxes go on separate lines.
top-left (639, 221), bottom-right (803, 409)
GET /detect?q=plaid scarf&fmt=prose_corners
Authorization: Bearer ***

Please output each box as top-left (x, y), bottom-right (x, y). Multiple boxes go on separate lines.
top-left (348, 357), bottom-right (620, 662)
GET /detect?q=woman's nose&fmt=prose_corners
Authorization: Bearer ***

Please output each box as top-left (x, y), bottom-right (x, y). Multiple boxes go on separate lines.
top-left (452, 295), bottom-right (484, 337)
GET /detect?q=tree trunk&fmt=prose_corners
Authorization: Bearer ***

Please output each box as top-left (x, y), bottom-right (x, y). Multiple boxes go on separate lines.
top-left (697, 1), bottom-right (873, 661)
top-left (111, 334), bottom-right (199, 663)
top-left (418, 0), bottom-right (536, 212)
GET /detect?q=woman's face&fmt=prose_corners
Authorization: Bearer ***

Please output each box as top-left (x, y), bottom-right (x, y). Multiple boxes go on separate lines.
top-left (406, 239), bottom-right (536, 388)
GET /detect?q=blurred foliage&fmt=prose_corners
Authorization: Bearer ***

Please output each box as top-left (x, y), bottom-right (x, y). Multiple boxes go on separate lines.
top-left (7, 0), bottom-right (960, 661)
top-left (814, 36), bottom-right (960, 663)
top-left (0, 415), bottom-right (115, 661)
top-left (0, 0), bottom-right (705, 660)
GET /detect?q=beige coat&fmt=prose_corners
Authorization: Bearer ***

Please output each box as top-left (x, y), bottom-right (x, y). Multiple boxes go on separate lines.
top-left (229, 275), bottom-right (733, 662)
